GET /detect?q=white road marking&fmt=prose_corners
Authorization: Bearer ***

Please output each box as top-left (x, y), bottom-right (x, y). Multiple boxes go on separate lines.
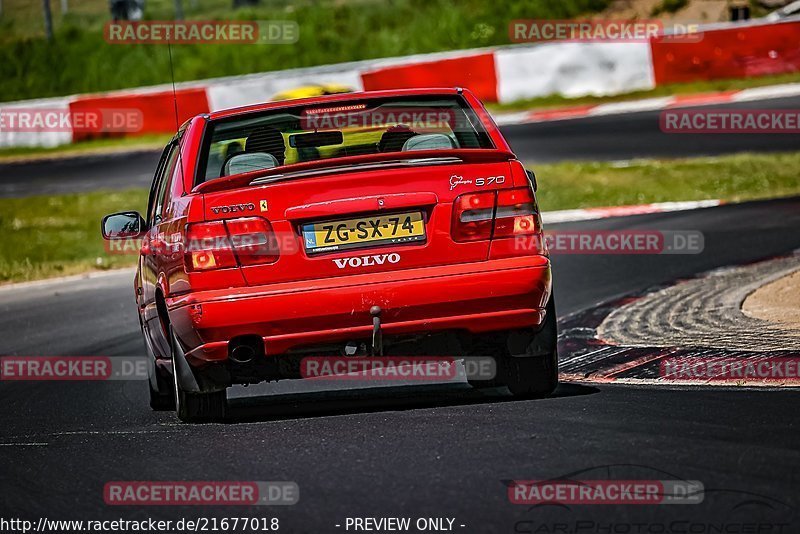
top-left (541, 199), bottom-right (721, 224)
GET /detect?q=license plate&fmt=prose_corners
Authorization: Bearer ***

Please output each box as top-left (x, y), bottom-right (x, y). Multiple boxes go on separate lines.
top-left (302, 211), bottom-right (426, 254)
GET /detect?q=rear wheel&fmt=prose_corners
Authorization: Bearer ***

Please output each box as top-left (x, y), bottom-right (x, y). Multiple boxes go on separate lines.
top-left (470, 295), bottom-right (559, 398)
top-left (497, 348), bottom-right (558, 398)
top-left (170, 327), bottom-right (226, 423)
top-left (499, 295), bottom-right (558, 398)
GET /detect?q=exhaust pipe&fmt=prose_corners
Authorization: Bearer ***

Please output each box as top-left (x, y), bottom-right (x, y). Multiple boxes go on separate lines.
top-left (228, 335), bottom-right (263, 364)
top-left (229, 345), bottom-right (256, 364)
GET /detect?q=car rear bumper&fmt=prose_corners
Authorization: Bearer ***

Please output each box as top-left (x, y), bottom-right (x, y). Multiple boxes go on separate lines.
top-left (167, 255), bottom-right (552, 364)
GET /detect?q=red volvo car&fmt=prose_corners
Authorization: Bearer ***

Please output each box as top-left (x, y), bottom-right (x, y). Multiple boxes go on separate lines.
top-left (102, 88), bottom-right (557, 422)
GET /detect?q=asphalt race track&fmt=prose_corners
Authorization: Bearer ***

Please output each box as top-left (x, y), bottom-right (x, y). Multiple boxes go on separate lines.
top-left (502, 95), bottom-right (800, 163)
top-left (2, 95), bottom-right (800, 197)
top-left (0, 149), bottom-right (161, 198)
top-left (2, 91), bottom-right (800, 529)
top-left (1, 196), bottom-right (799, 531)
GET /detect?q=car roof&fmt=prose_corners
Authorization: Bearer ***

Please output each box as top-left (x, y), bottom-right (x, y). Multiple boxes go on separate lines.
top-left (206, 87), bottom-right (464, 121)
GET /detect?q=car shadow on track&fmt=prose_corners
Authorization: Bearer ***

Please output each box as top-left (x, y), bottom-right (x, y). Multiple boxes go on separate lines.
top-left (221, 382), bottom-right (599, 423)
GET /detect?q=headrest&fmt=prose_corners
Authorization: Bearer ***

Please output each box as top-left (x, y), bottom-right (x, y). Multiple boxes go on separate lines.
top-left (245, 127), bottom-right (286, 164)
top-left (223, 152), bottom-right (279, 176)
top-left (402, 133), bottom-right (455, 151)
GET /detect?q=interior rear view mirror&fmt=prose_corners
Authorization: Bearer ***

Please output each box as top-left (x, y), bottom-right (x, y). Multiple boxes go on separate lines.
top-left (289, 131), bottom-right (344, 149)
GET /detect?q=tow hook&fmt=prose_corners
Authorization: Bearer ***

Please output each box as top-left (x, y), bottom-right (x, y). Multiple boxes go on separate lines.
top-left (370, 305), bottom-right (383, 356)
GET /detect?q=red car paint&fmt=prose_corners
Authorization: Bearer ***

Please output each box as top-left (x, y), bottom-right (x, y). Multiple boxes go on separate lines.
top-left (105, 88), bottom-right (554, 418)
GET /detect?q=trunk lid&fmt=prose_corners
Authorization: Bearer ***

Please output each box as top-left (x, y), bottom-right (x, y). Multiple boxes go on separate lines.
top-left (199, 159), bottom-right (519, 286)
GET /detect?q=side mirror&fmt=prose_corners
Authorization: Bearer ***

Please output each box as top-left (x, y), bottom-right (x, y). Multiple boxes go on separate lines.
top-left (525, 169), bottom-right (537, 192)
top-left (101, 211), bottom-right (146, 240)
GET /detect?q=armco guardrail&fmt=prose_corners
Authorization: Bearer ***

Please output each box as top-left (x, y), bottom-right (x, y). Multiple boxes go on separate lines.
top-left (1, 18), bottom-right (798, 148)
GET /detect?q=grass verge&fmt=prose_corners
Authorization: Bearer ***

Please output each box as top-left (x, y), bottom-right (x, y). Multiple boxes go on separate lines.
top-left (1, 151), bottom-right (799, 284)
top-left (0, 134), bottom-right (169, 163)
top-left (532, 152), bottom-right (800, 211)
top-left (0, 189), bottom-right (147, 284)
top-left (0, 0), bottom-right (611, 101)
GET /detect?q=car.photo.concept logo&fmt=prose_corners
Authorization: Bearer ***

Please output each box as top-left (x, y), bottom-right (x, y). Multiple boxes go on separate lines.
top-left (508, 465), bottom-right (795, 534)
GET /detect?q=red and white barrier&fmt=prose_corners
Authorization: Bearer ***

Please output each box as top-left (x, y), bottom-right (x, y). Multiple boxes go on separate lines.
top-left (206, 66), bottom-right (365, 111)
top-left (651, 20), bottom-right (800, 85)
top-left (69, 87), bottom-right (209, 142)
top-left (495, 42), bottom-right (655, 102)
top-left (2, 18), bottom-right (799, 148)
top-left (0, 97), bottom-right (74, 148)
top-left (362, 52), bottom-right (499, 102)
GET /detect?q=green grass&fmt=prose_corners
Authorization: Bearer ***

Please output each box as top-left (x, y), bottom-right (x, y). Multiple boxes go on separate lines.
top-left (488, 72), bottom-right (800, 113)
top-left (0, 0), bottom-right (611, 101)
top-left (2, 151), bottom-right (799, 284)
top-left (532, 152), bottom-right (800, 212)
top-left (0, 189), bottom-right (147, 283)
top-left (0, 134), bottom-right (170, 162)
top-left (650, 0), bottom-right (688, 16)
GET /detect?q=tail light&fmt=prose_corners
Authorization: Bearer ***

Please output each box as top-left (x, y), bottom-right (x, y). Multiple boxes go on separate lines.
top-left (451, 191), bottom-right (495, 242)
top-left (452, 187), bottom-right (539, 242)
top-left (225, 217), bottom-right (279, 266)
top-left (493, 188), bottom-right (538, 238)
top-left (185, 217), bottom-right (278, 272)
top-left (185, 221), bottom-right (237, 271)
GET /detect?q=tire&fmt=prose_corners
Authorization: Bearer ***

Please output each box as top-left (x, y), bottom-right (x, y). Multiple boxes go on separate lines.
top-left (498, 294), bottom-right (559, 398)
top-left (170, 327), bottom-right (226, 423)
top-left (498, 349), bottom-right (558, 398)
top-left (469, 294), bottom-right (558, 398)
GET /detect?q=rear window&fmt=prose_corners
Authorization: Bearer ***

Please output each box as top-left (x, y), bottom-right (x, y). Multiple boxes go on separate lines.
top-left (197, 95), bottom-right (494, 183)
